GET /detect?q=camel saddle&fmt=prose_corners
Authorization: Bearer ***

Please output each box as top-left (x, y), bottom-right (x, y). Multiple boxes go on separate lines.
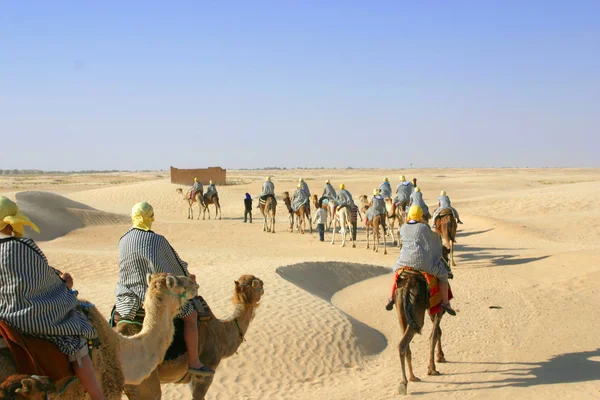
top-left (259, 194), bottom-right (275, 205)
top-left (336, 204), bottom-right (351, 212)
top-left (0, 321), bottom-right (74, 382)
top-left (435, 208), bottom-right (454, 220)
top-left (395, 268), bottom-right (453, 316)
top-left (109, 296), bottom-right (212, 361)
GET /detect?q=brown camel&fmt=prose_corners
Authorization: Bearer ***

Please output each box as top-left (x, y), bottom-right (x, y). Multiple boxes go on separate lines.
top-left (116, 275), bottom-right (265, 400)
top-left (0, 274), bottom-right (198, 400)
top-left (0, 375), bottom-right (82, 400)
top-left (433, 208), bottom-right (457, 267)
top-left (394, 249), bottom-right (451, 396)
top-left (259, 195), bottom-right (277, 233)
top-left (202, 193), bottom-right (222, 220)
top-left (177, 188), bottom-right (206, 220)
top-left (385, 198), bottom-right (405, 248)
top-left (282, 192), bottom-right (312, 234)
top-left (358, 195), bottom-right (387, 255)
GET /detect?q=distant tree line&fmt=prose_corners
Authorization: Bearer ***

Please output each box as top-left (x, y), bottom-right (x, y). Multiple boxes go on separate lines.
top-left (0, 169), bottom-right (166, 175)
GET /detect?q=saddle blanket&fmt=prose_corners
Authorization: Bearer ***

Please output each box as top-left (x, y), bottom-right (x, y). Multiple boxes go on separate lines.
top-left (395, 268), bottom-right (453, 316)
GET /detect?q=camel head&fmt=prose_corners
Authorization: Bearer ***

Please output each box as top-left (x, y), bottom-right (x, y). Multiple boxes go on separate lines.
top-left (145, 273), bottom-right (199, 317)
top-left (0, 375), bottom-right (56, 400)
top-left (233, 275), bottom-right (264, 308)
top-left (358, 194), bottom-right (368, 205)
top-left (282, 191), bottom-right (290, 200)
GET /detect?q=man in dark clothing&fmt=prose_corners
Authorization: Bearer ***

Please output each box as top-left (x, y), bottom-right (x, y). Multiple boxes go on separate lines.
top-left (244, 193), bottom-right (252, 223)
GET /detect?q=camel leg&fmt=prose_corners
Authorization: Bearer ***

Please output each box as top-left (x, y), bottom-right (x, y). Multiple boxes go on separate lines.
top-left (451, 240), bottom-right (456, 267)
top-left (365, 224), bottom-right (370, 249)
top-left (330, 218), bottom-right (337, 244)
top-left (406, 343), bottom-right (420, 382)
top-left (271, 215), bottom-right (276, 233)
top-left (189, 375), bottom-right (214, 400)
top-left (123, 368), bottom-right (162, 400)
top-left (436, 322), bottom-right (446, 363)
top-left (428, 313), bottom-right (443, 376)
top-left (348, 218), bottom-right (356, 248)
top-left (398, 327), bottom-right (416, 395)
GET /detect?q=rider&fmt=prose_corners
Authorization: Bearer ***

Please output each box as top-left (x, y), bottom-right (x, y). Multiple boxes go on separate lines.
top-left (257, 176), bottom-right (275, 208)
top-left (205, 180), bottom-right (218, 200)
top-left (322, 179), bottom-right (337, 201)
top-left (335, 183), bottom-right (355, 210)
top-left (292, 183), bottom-right (309, 212)
top-left (432, 190), bottom-right (463, 228)
top-left (0, 197), bottom-right (107, 400)
top-left (115, 202), bottom-right (215, 377)
top-left (385, 205), bottom-right (456, 316)
top-left (409, 187), bottom-right (430, 220)
top-left (390, 175), bottom-right (413, 217)
top-left (378, 177), bottom-right (392, 199)
top-left (366, 188), bottom-right (387, 232)
top-left (190, 177), bottom-right (203, 198)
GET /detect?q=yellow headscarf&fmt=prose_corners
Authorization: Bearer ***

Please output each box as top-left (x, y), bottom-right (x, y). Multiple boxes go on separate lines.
top-left (194, 177), bottom-right (198, 182)
top-left (400, 175), bottom-right (406, 182)
top-left (440, 190), bottom-right (446, 196)
top-left (0, 196), bottom-right (40, 237)
top-left (407, 205), bottom-right (424, 223)
top-left (340, 183), bottom-right (345, 190)
top-left (373, 188), bottom-right (379, 195)
top-left (415, 186), bottom-right (421, 192)
top-left (131, 201), bottom-right (155, 231)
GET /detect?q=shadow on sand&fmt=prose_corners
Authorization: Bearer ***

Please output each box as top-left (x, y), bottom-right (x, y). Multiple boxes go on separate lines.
top-left (454, 243), bottom-right (550, 268)
top-left (456, 228), bottom-right (494, 238)
top-left (411, 349), bottom-right (600, 394)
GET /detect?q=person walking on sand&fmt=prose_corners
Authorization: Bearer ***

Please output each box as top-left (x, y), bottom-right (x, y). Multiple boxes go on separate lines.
top-left (244, 193), bottom-right (253, 223)
top-left (313, 200), bottom-right (328, 241)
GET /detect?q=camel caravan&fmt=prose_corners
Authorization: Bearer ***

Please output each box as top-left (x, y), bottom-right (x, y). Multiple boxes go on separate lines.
top-left (0, 173), bottom-right (463, 398)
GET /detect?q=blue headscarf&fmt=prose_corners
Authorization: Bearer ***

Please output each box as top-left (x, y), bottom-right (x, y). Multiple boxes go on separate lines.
top-left (245, 193), bottom-right (251, 200)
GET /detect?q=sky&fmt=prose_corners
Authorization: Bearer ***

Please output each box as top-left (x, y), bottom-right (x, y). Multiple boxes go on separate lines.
top-left (1, 1), bottom-right (599, 170)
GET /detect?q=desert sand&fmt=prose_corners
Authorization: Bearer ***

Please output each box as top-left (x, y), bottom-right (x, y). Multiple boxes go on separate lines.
top-left (1, 168), bottom-right (599, 399)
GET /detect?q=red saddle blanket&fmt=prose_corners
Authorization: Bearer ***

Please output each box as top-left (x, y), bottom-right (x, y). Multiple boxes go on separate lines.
top-left (0, 321), bottom-right (74, 382)
top-left (396, 268), bottom-right (453, 316)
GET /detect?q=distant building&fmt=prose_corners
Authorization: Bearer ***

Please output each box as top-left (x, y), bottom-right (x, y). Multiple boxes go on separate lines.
top-left (170, 166), bottom-right (226, 185)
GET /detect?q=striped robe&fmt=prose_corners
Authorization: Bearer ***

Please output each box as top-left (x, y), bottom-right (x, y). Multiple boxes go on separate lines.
top-left (0, 236), bottom-right (95, 355)
top-left (115, 228), bottom-right (194, 320)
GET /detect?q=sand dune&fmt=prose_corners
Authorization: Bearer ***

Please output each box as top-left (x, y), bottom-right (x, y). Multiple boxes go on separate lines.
top-left (1, 168), bottom-right (599, 399)
top-left (15, 191), bottom-right (129, 241)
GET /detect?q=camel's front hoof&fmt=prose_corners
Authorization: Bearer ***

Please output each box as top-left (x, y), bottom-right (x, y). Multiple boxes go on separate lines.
top-left (437, 356), bottom-right (447, 363)
top-left (384, 250), bottom-right (388, 255)
top-left (452, 262), bottom-right (457, 267)
top-left (409, 376), bottom-right (421, 382)
top-left (330, 242), bottom-right (334, 245)
top-left (352, 244), bottom-right (356, 248)
top-left (398, 383), bottom-right (407, 396)
top-left (427, 367), bottom-right (440, 376)
top-left (393, 240), bottom-right (398, 246)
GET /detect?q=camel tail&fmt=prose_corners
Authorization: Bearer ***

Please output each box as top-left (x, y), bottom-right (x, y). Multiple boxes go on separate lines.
top-left (401, 285), bottom-right (422, 334)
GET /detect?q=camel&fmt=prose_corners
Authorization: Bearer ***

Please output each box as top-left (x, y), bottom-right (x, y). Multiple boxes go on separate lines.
top-left (385, 198), bottom-right (405, 248)
top-left (282, 192), bottom-right (312, 234)
top-left (0, 274), bottom-right (198, 400)
top-left (116, 274), bottom-right (265, 400)
top-left (202, 193), bottom-right (222, 221)
top-left (0, 375), bottom-right (82, 399)
top-left (177, 188), bottom-right (205, 220)
top-left (394, 249), bottom-right (451, 396)
top-left (330, 204), bottom-right (356, 248)
top-left (358, 195), bottom-right (387, 255)
top-left (433, 208), bottom-right (457, 267)
top-left (259, 195), bottom-right (277, 233)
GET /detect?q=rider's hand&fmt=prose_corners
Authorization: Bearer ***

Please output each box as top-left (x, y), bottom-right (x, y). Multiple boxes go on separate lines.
top-left (61, 272), bottom-right (74, 289)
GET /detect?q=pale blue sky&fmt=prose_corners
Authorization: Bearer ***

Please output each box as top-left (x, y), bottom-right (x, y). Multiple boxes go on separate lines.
top-left (1, 1), bottom-right (598, 170)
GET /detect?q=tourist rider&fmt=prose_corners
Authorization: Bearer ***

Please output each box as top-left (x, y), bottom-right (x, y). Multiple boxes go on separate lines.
top-left (390, 175), bottom-right (413, 217)
top-left (385, 205), bottom-right (455, 316)
top-left (115, 202), bottom-right (214, 376)
top-left (409, 187), bottom-right (430, 220)
top-left (0, 197), bottom-right (108, 400)
top-left (432, 190), bottom-right (463, 228)
top-left (378, 177), bottom-right (392, 199)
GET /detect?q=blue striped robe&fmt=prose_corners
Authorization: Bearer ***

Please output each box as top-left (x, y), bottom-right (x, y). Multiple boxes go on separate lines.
top-left (0, 236), bottom-right (95, 355)
top-left (115, 228), bottom-right (194, 320)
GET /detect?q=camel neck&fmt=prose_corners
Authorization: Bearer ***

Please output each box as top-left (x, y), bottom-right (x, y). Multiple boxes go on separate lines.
top-left (222, 303), bottom-right (255, 358)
